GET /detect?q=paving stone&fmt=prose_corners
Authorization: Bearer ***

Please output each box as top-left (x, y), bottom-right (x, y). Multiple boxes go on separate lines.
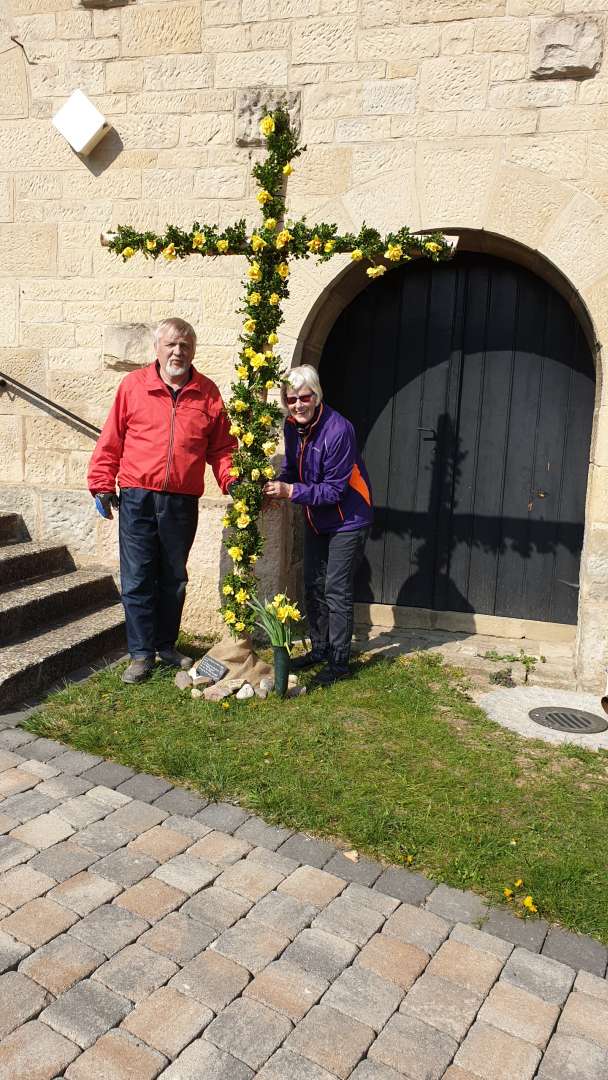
top-left (0, 768), bottom-right (39, 797)
top-left (401, 972), bottom-right (484, 1041)
top-left (282, 928), bottom-right (358, 982)
top-left (36, 776), bottom-right (93, 800)
top-left (10, 812), bottom-right (75, 849)
top-left (0, 748), bottom-right (24, 771)
top-left (0, 814), bottom-right (18, 835)
top-left (140, 911), bottom-right (217, 963)
top-left (64, 1030), bottom-right (167, 1080)
top-left (212, 917), bottom-right (290, 974)
top-left (356, 932), bottom-right (429, 990)
top-left (153, 853), bottom-right (220, 894)
top-left (0, 929), bottom-right (30, 974)
top-left (153, 788), bottom-right (207, 816)
top-left (115, 877), bottom-right (186, 923)
top-left (427, 939), bottom-right (504, 995)
top-left (129, 825), bottom-right (191, 862)
top-left (52, 796), bottom-right (109, 829)
top-left (247, 890), bottom-right (318, 940)
top-left (87, 785), bottom-right (132, 809)
top-left (93, 942), bottom-right (178, 1002)
top-left (450, 922), bottom-right (513, 960)
top-left (233, 815), bottom-right (293, 851)
top-left (1, 791), bottom-right (60, 824)
top-left (342, 882), bottom-right (400, 916)
top-left (558, 989), bottom-right (608, 1049)
top-left (74, 820), bottom-right (134, 856)
top-left (0, 729), bottom-right (36, 750)
top-left (383, 901), bottom-right (450, 954)
top-left (48, 870), bottom-right (122, 916)
top-left (81, 762), bottom-right (134, 788)
top-left (442, 1068), bottom-right (480, 1080)
top-left (244, 958), bottom-right (328, 1021)
top-left (350, 1063), bottom-right (411, 1080)
top-left (455, 1020), bottom-right (542, 1080)
top-left (188, 830), bottom-right (251, 866)
top-left (277, 833), bottom-right (337, 869)
top-left (323, 963), bottom-right (403, 1032)
top-left (0, 1019), bottom-right (80, 1080)
top-left (369, 1011), bottom-right (458, 1079)
top-left (313, 895), bottom-right (385, 946)
top-left (105, 799), bottom-right (168, 836)
top-left (20, 759), bottom-right (61, 780)
top-left (286, 1003), bottom-right (374, 1080)
top-left (482, 908), bottom-right (549, 952)
top-left (0, 864), bottom-right (56, 910)
top-left (0, 834), bottom-right (35, 871)
top-left (69, 902), bottom-right (149, 958)
top-left (206, 996), bottom-right (293, 1070)
top-left (48, 750), bottom-right (102, 775)
top-left (0, 970), bottom-right (51, 1038)
top-left (575, 968), bottom-right (608, 1002)
top-left (161, 1038), bottom-right (253, 1079)
top-left (278, 866), bottom-right (346, 908)
top-left (247, 845), bottom-right (299, 876)
top-left (374, 866), bottom-right (435, 906)
top-left (91, 848), bottom-right (158, 887)
top-left (501, 946), bottom-right (575, 1005)
top-left (116, 773), bottom-right (173, 802)
top-left (542, 926), bottom-right (608, 976)
top-left (40, 977), bottom-right (131, 1048)
top-left (257, 1048), bottom-right (339, 1079)
top-left (122, 985), bottom-right (213, 1060)
top-left (163, 814), bottom-right (212, 840)
top-left (196, 801), bottom-right (250, 833)
top-left (478, 980), bottom-right (559, 1049)
top-left (22, 738), bottom-right (67, 763)
top-left (181, 885), bottom-right (253, 930)
top-left (215, 859), bottom-right (284, 901)
top-left (30, 842), bottom-right (98, 882)
top-left (169, 949), bottom-right (251, 1010)
top-left (19, 935), bottom-right (103, 995)
top-left (323, 851), bottom-right (383, 886)
top-left (536, 1032), bottom-right (608, 1079)
top-left (1, 896), bottom-right (78, 947)
top-left (425, 884), bottom-right (488, 924)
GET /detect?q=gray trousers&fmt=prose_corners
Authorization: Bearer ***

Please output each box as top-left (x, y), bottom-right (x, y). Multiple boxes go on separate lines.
top-left (303, 526), bottom-right (369, 671)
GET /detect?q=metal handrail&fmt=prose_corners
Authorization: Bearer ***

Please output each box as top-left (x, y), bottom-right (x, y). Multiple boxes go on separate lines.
top-left (0, 371), bottom-right (101, 441)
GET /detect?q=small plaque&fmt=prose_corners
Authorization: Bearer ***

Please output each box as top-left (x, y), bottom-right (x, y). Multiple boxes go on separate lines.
top-left (194, 655), bottom-right (229, 684)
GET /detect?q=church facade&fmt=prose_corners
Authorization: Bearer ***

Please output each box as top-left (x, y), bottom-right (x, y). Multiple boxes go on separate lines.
top-left (0, 0), bottom-right (607, 689)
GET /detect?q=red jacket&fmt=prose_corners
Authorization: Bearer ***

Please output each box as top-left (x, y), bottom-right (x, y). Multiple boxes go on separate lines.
top-left (88, 363), bottom-right (237, 498)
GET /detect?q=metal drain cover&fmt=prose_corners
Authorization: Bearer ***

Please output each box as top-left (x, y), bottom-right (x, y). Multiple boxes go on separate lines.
top-left (529, 707), bottom-right (608, 734)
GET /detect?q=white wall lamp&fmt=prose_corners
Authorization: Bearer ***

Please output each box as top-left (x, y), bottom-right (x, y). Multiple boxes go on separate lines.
top-left (52, 89), bottom-right (111, 157)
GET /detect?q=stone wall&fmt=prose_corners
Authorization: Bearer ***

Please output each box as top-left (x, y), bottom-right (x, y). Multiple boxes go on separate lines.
top-left (1, 0), bottom-right (608, 685)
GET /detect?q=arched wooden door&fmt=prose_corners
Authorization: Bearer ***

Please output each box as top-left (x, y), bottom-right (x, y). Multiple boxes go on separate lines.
top-left (319, 252), bottom-right (595, 624)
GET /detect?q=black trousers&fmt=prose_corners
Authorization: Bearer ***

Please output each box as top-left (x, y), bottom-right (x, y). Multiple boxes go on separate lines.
top-left (118, 488), bottom-right (199, 659)
top-left (303, 526), bottom-right (369, 671)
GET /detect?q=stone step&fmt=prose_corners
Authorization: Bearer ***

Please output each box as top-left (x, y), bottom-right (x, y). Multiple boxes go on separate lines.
top-left (0, 568), bottom-right (120, 646)
top-left (0, 542), bottom-right (74, 591)
top-left (0, 604), bottom-right (126, 711)
top-left (0, 514), bottom-right (27, 546)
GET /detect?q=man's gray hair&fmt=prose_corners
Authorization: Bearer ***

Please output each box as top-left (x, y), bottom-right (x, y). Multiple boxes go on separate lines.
top-left (154, 317), bottom-right (197, 348)
top-left (281, 364), bottom-right (323, 409)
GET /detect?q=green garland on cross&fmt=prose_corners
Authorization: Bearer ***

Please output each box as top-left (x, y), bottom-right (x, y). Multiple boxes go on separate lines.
top-left (107, 107), bottom-right (452, 636)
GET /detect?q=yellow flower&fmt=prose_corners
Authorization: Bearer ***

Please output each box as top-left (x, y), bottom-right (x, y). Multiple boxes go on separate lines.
top-left (216, 238), bottom-right (229, 253)
top-left (283, 162), bottom-right (293, 176)
top-left (236, 513), bottom-right (251, 529)
top-left (324, 240), bottom-right (335, 253)
top-left (251, 468), bottom-right (260, 481)
top-left (229, 424), bottom-right (241, 437)
top-left (244, 346), bottom-right (255, 358)
top-left (271, 593), bottom-right (286, 607)
top-left (235, 588), bottom-right (249, 604)
top-left (250, 234), bottom-right (266, 253)
top-left (267, 332), bottom-right (278, 346)
top-left (522, 895), bottom-right (538, 913)
top-left (122, 247), bottom-right (135, 259)
top-left (269, 293), bottom-right (280, 305)
top-left (162, 243), bottom-right (177, 261)
top-left (235, 621), bottom-right (245, 632)
top-left (351, 248), bottom-right (363, 261)
top-left (248, 262), bottom-right (262, 283)
top-left (249, 553), bottom-right (259, 564)
top-left (257, 190), bottom-right (272, 205)
top-left (229, 466), bottom-right (241, 477)
top-left (242, 432), bottom-right (254, 447)
top-left (263, 465), bottom-right (274, 478)
top-left (307, 235), bottom-right (322, 253)
top-left (514, 878), bottom-right (524, 888)
top-left (224, 609), bottom-right (236, 624)
top-left (243, 318), bottom-right (256, 334)
top-left (405, 854), bottom-right (414, 865)
top-left (276, 605), bottom-right (289, 622)
top-left (234, 499), bottom-right (248, 513)
top-left (259, 114), bottom-right (275, 137)
top-left (275, 229), bottom-right (292, 249)
top-left (233, 400), bottom-right (248, 413)
top-left (385, 243), bottom-right (402, 262)
top-left (236, 365), bottom-right (248, 380)
top-left (259, 414), bottom-right (272, 427)
top-left (192, 232), bottom-right (205, 250)
top-left (367, 265), bottom-right (386, 278)
top-left (264, 217), bottom-right (277, 231)
top-left (265, 380), bottom-right (275, 390)
top-left (221, 700), bottom-right (230, 709)
top-left (145, 238), bottom-right (157, 251)
top-left (262, 440), bottom-right (276, 457)
top-left (222, 515), bottom-right (230, 527)
top-left (228, 545), bottom-right (243, 561)
top-left (286, 605), bottom-right (301, 621)
top-left (249, 291), bottom-right (261, 306)
top-left (277, 262), bottom-right (289, 279)
top-left (250, 353), bottom-right (266, 370)
top-left (222, 584), bottom-right (234, 595)
top-left (503, 888), bottom-right (514, 900)
top-left (425, 241), bottom-right (441, 254)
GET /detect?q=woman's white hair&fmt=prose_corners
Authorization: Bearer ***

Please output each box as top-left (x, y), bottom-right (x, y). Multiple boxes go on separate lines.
top-left (154, 317), bottom-right (197, 349)
top-left (281, 364), bottom-right (323, 409)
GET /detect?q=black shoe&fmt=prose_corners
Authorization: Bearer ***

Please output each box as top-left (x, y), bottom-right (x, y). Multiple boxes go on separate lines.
top-left (290, 650), bottom-right (328, 672)
top-left (309, 664), bottom-right (351, 688)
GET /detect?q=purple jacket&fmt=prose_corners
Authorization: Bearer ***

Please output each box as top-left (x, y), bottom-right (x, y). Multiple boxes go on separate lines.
top-left (279, 403), bottom-right (374, 534)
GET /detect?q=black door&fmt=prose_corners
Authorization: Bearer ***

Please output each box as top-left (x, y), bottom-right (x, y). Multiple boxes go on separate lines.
top-left (319, 252), bottom-right (595, 624)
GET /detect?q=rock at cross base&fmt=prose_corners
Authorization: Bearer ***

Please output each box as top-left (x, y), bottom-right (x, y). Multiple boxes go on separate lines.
top-left (255, 687), bottom-right (268, 700)
top-left (201, 635), bottom-right (273, 692)
top-left (174, 672), bottom-right (193, 691)
top-left (191, 688), bottom-right (203, 700)
top-left (203, 683), bottom-right (234, 703)
top-left (260, 676), bottom-right (275, 692)
top-left (236, 684), bottom-right (255, 701)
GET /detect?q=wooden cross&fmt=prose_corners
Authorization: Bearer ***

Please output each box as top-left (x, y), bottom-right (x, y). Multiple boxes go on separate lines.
top-left (103, 107), bottom-right (453, 636)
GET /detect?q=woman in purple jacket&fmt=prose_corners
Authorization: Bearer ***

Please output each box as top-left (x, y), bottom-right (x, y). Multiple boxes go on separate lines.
top-left (264, 364), bottom-right (373, 687)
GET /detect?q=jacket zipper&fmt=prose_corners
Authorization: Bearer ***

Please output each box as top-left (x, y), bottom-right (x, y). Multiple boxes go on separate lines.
top-left (162, 396), bottom-right (177, 492)
top-left (298, 431), bottom-right (319, 535)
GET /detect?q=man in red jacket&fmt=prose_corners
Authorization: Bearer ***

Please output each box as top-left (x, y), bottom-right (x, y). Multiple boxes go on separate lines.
top-left (88, 317), bottom-right (237, 684)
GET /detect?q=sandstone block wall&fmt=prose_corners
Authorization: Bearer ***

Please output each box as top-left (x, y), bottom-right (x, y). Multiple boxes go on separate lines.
top-left (0, 0), bottom-right (607, 685)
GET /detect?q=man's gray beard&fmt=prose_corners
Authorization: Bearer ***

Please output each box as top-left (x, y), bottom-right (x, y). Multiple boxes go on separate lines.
top-left (166, 360), bottom-right (188, 377)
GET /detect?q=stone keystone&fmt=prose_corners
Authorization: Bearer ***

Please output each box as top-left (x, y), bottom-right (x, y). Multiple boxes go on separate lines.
top-left (530, 18), bottom-right (603, 80)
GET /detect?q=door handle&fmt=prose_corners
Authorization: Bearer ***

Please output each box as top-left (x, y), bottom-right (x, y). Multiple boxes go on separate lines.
top-left (418, 427), bottom-right (437, 441)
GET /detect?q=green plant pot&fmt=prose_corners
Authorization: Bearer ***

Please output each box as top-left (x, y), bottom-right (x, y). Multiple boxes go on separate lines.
top-left (273, 645), bottom-right (290, 698)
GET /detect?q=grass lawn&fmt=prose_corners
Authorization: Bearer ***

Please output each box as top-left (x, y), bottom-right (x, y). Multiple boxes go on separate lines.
top-left (24, 647), bottom-right (608, 944)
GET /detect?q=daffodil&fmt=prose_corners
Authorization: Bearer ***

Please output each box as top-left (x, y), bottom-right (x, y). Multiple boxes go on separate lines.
top-left (235, 620), bottom-right (245, 632)
top-left (308, 235), bottom-right (322, 253)
top-left (259, 413), bottom-right (272, 427)
top-left (264, 217), bottom-right (277, 231)
top-left (259, 114), bottom-right (275, 137)
top-left (236, 513), bottom-right (251, 529)
top-left (236, 365), bottom-right (248, 379)
top-left (221, 699), bottom-right (230, 708)
top-left (277, 263), bottom-right (289, 279)
top-left (257, 190), bottom-right (272, 205)
top-left (162, 243), bottom-right (177, 260)
top-left (233, 400), bottom-right (248, 413)
top-left (251, 468), bottom-right (260, 480)
top-left (283, 162), bottom-right (293, 176)
top-left (249, 553), bottom-right (259, 564)
top-left (250, 234), bottom-right (266, 253)
top-left (242, 432), bottom-right (254, 446)
top-left (224, 609), bottom-right (236, 623)
top-left (216, 238), bottom-right (229, 253)
top-left (276, 605), bottom-right (289, 621)
top-left (385, 243), bottom-right (402, 261)
top-left (503, 887), bottom-right (514, 900)
top-left (265, 380), bottom-right (275, 390)
top-left (122, 247), bottom-right (135, 259)
top-left (228, 546), bottom-right (243, 561)
top-left (324, 240), bottom-right (335, 253)
top-left (243, 319), bottom-right (256, 334)
top-left (145, 238), bottom-right (157, 251)
top-left (248, 262), bottom-right (262, 283)
top-left (229, 466), bottom-right (241, 477)
top-left (192, 232), bottom-right (205, 250)
top-left (275, 229), bottom-right (292, 249)
top-left (229, 424), bottom-right (241, 437)
top-left (514, 878), bottom-right (524, 888)
top-left (222, 584), bottom-right (234, 595)
top-left (244, 346), bottom-right (255, 358)
top-left (267, 332), bottom-right (278, 346)
top-left (522, 895), bottom-right (538, 913)
top-left (250, 353), bottom-right (266, 370)
top-left (351, 248), bottom-right (363, 261)
top-left (262, 440), bottom-right (276, 457)
top-left (249, 291), bottom-right (261, 306)
top-left (367, 265), bottom-right (386, 278)
top-left (425, 241), bottom-right (441, 254)
top-left (263, 465), bottom-right (274, 478)
top-left (269, 292), bottom-right (280, 305)
top-left (234, 499), bottom-right (248, 513)
top-left (271, 593), bottom-right (286, 607)
top-left (235, 588), bottom-right (249, 604)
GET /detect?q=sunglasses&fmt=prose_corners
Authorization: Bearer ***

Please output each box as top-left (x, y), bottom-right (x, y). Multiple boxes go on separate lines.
top-left (286, 393), bottom-right (315, 405)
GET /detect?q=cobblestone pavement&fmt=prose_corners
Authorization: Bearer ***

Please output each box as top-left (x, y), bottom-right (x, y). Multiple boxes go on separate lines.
top-left (0, 728), bottom-right (607, 1080)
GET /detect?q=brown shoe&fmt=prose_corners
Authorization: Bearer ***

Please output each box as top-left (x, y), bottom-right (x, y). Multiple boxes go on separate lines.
top-left (121, 658), bottom-right (155, 684)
